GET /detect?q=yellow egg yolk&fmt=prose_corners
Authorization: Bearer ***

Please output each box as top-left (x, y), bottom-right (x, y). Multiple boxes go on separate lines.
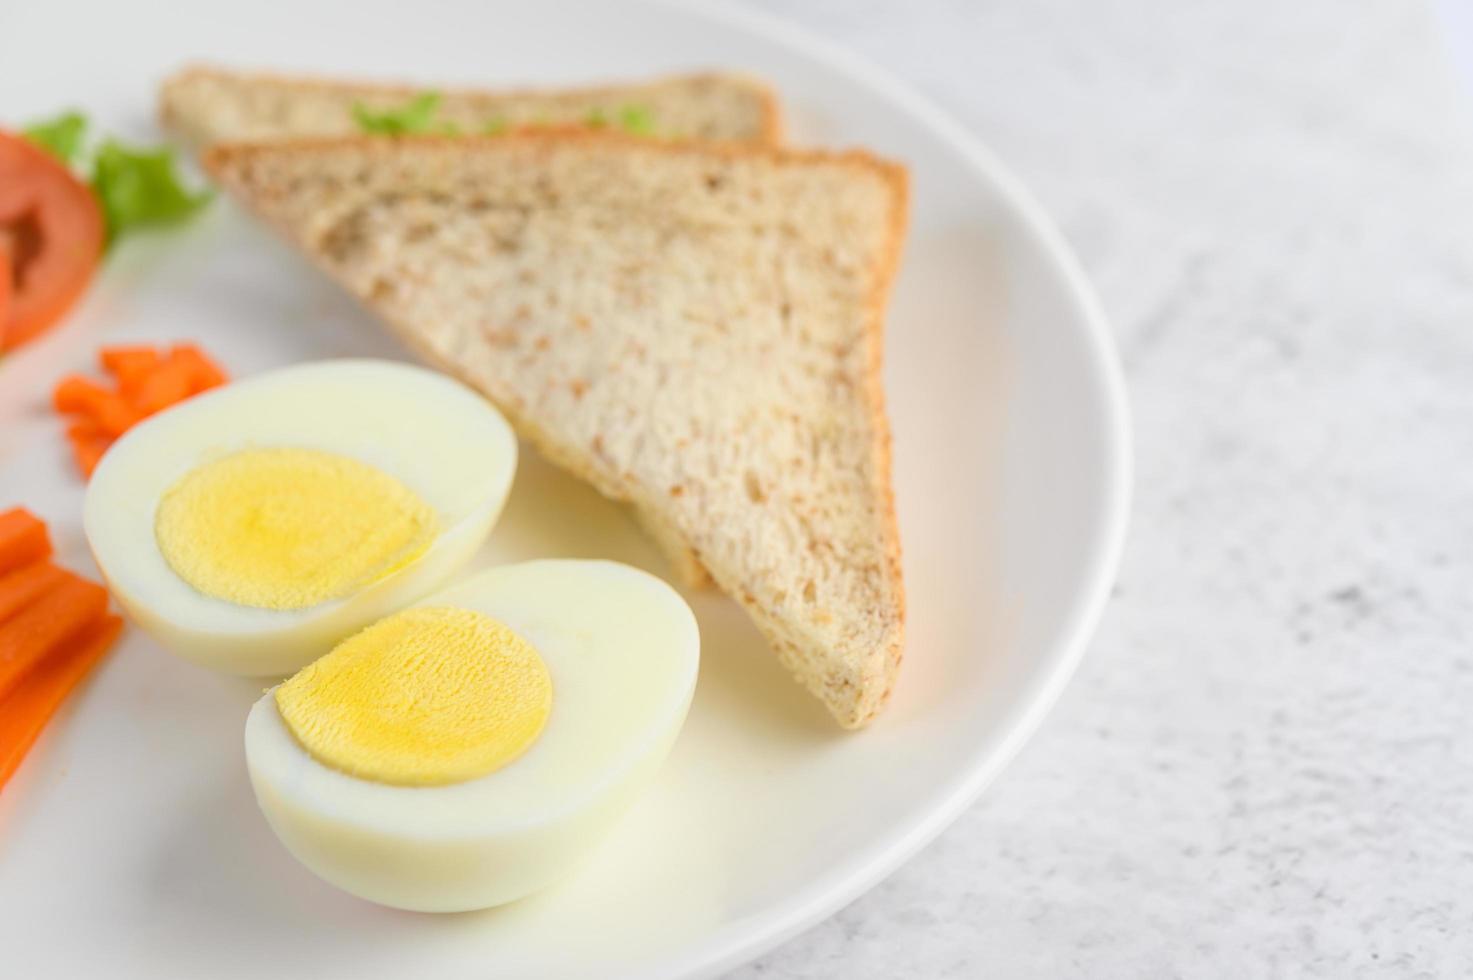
top-left (155, 447), bottom-right (436, 611)
top-left (274, 606), bottom-right (553, 786)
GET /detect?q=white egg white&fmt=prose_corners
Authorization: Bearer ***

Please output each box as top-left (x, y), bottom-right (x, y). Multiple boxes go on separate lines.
top-left (244, 559), bottom-right (700, 913)
top-left (243, 562), bottom-right (701, 913)
top-left (84, 359), bottom-right (517, 676)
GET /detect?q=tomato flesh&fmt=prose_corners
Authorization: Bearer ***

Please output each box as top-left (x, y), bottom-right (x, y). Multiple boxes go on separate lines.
top-left (0, 133), bottom-right (104, 352)
top-left (0, 239), bottom-right (11, 329)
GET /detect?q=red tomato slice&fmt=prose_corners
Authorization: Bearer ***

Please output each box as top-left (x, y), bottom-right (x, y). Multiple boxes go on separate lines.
top-left (0, 133), bottom-right (105, 352)
top-left (0, 238), bottom-right (11, 329)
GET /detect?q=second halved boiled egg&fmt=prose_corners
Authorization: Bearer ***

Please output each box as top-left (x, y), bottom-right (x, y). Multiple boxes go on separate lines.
top-left (245, 559), bottom-right (700, 912)
top-left (83, 359), bottom-right (516, 675)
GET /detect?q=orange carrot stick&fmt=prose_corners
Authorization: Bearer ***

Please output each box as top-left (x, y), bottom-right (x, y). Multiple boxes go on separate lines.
top-left (0, 561), bottom-right (66, 624)
top-left (0, 508), bottom-right (51, 576)
top-left (0, 572), bottom-right (107, 701)
top-left (0, 614), bottom-right (121, 791)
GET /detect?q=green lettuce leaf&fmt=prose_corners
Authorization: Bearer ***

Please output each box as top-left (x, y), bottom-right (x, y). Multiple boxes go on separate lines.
top-left (90, 139), bottom-right (212, 244)
top-left (617, 104), bottom-right (655, 136)
top-left (584, 105), bottom-right (655, 136)
top-left (353, 92), bottom-right (444, 135)
top-left (22, 111), bottom-right (88, 164)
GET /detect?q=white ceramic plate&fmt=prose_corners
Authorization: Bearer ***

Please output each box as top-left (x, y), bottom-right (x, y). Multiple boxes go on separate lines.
top-left (0, 1), bottom-right (1129, 976)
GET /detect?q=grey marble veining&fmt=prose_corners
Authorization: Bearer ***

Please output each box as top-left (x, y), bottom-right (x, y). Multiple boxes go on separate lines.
top-left (729, 0), bottom-right (1473, 976)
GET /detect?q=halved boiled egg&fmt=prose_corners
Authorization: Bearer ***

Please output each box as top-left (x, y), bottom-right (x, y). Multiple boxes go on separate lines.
top-left (244, 559), bottom-right (699, 912)
top-left (84, 359), bottom-right (516, 675)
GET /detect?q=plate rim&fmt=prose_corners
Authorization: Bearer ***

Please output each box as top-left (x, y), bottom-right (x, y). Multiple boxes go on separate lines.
top-left (636, 0), bottom-right (1134, 976)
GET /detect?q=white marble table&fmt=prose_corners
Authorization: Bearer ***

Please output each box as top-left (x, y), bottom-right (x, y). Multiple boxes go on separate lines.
top-left (732, 1), bottom-right (1473, 975)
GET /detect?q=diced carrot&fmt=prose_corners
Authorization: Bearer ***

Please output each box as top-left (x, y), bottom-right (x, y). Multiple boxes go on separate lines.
top-left (67, 428), bottom-right (113, 479)
top-left (52, 375), bottom-right (141, 435)
top-left (130, 356), bottom-right (194, 416)
top-left (0, 614), bottom-right (121, 792)
top-left (0, 571), bottom-right (107, 701)
top-left (53, 343), bottom-right (230, 482)
top-left (92, 392), bottom-right (141, 436)
top-left (99, 344), bottom-right (159, 376)
top-left (0, 508), bottom-right (51, 576)
top-left (100, 345), bottom-right (161, 397)
top-left (65, 419), bottom-right (114, 477)
top-left (52, 374), bottom-right (111, 415)
top-left (170, 344), bottom-right (229, 393)
top-left (66, 418), bottom-right (106, 442)
top-left (0, 561), bottom-right (66, 624)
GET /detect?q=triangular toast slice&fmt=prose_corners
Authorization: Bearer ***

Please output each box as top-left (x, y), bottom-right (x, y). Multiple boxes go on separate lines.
top-left (162, 65), bottom-right (781, 147)
top-left (205, 133), bottom-right (906, 728)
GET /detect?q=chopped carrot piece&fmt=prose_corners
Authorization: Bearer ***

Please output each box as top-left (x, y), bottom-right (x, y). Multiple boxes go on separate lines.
top-left (67, 429), bottom-right (113, 479)
top-left (0, 561), bottom-right (66, 624)
top-left (52, 374), bottom-right (112, 415)
top-left (65, 418), bottom-right (106, 442)
top-left (0, 508), bottom-right (51, 576)
top-left (53, 343), bottom-right (230, 481)
top-left (65, 419), bottom-right (114, 478)
top-left (100, 346), bottom-right (161, 398)
top-left (170, 344), bottom-right (229, 393)
top-left (0, 614), bottom-right (121, 791)
top-left (131, 357), bottom-right (194, 416)
top-left (0, 572), bottom-right (107, 701)
top-left (92, 392), bottom-right (141, 436)
top-left (99, 344), bottom-right (159, 376)
top-left (52, 375), bottom-right (141, 436)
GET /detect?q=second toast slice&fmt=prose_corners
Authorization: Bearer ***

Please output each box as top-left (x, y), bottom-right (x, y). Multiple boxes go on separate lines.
top-left (163, 66), bottom-right (781, 147)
